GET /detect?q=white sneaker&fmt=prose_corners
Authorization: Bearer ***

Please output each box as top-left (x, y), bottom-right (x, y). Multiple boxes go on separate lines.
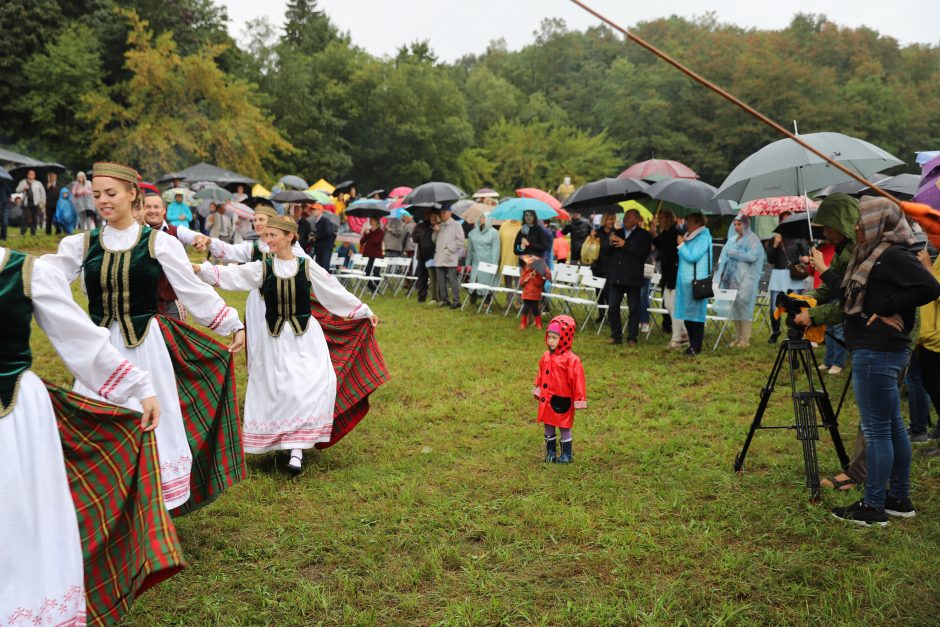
top-left (828, 365), bottom-right (843, 375)
top-left (640, 323), bottom-right (651, 333)
top-left (818, 364), bottom-right (829, 371)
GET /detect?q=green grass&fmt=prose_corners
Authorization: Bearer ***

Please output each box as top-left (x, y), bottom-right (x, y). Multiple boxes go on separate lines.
top-left (11, 232), bottom-right (940, 625)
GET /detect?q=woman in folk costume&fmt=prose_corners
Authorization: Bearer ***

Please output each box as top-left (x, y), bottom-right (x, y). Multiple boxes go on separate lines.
top-left (195, 206), bottom-right (390, 454)
top-left (43, 162), bottom-right (247, 515)
top-left (195, 216), bottom-right (378, 473)
top-left (715, 213), bottom-right (765, 348)
top-left (0, 246), bottom-right (185, 626)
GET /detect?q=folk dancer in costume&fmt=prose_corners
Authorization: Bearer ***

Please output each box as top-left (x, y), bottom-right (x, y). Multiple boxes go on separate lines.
top-left (533, 315), bottom-right (587, 464)
top-left (0, 246), bottom-right (185, 626)
top-left (194, 205), bottom-right (390, 454)
top-left (195, 215), bottom-right (378, 474)
top-left (43, 162), bottom-right (247, 515)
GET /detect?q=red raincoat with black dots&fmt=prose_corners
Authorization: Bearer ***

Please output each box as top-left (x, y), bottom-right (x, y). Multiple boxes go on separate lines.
top-left (533, 315), bottom-right (587, 429)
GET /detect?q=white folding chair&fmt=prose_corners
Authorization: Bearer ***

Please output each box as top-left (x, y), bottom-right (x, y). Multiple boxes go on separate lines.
top-left (644, 273), bottom-right (670, 338)
top-left (381, 257), bottom-right (412, 295)
top-left (460, 261), bottom-right (500, 311)
top-left (706, 288), bottom-right (738, 350)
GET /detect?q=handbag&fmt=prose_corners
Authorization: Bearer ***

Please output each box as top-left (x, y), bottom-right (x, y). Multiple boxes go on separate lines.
top-left (690, 243), bottom-right (714, 300)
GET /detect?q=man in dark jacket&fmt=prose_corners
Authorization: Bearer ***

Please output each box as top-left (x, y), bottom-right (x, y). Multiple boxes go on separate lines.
top-left (412, 212), bottom-right (438, 302)
top-left (45, 171), bottom-right (63, 235)
top-left (562, 211), bottom-right (593, 264)
top-left (603, 209), bottom-right (653, 345)
top-left (310, 204), bottom-right (337, 272)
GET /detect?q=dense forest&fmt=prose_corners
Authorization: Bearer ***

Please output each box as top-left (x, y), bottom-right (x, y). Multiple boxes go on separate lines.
top-left (3, 0), bottom-right (938, 191)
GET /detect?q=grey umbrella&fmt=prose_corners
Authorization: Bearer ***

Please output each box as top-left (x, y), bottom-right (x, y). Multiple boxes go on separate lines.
top-left (0, 166), bottom-right (11, 182)
top-left (646, 178), bottom-right (737, 216)
top-left (279, 175), bottom-right (309, 190)
top-left (715, 132), bottom-right (904, 202)
top-left (194, 187), bottom-right (234, 202)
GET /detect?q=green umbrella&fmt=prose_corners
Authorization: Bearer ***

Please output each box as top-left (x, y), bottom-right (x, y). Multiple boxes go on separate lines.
top-left (304, 189), bottom-right (333, 204)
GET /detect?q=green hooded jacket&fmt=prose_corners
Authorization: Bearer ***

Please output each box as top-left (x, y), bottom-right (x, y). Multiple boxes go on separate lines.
top-left (806, 193), bottom-right (859, 325)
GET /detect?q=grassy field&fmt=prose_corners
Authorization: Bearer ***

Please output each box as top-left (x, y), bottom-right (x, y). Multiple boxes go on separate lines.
top-left (11, 232), bottom-right (940, 625)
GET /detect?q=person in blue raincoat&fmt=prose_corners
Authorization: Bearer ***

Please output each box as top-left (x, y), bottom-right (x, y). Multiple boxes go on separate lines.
top-left (54, 187), bottom-right (78, 234)
top-left (715, 213), bottom-right (765, 348)
top-left (466, 214), bottom-right (500, 305)
top-left (674, 212), bottom-right (713, 357)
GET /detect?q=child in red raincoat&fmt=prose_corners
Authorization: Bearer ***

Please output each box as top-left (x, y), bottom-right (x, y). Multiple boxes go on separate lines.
top-left (533, 315), bottom-right (587, 463)
top-left (519, 254), bottom-right (552, 330)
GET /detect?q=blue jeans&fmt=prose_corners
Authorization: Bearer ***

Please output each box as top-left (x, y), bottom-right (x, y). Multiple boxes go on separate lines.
top-left (852, 348), bottom-right (911, 509)
top-left (823, 323), bottom-right (847, 368)
top-left (905, 350), bottom-right (933, 435)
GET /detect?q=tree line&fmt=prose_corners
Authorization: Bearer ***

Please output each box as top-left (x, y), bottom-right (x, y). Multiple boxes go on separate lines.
top-left (3, 0), bottom-right (938, 192)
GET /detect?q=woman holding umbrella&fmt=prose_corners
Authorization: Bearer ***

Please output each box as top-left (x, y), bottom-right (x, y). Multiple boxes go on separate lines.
top-left (513, 209), bottom-right (550, 261)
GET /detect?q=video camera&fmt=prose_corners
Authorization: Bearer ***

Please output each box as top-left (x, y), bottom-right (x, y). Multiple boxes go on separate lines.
top-left (775, 293), bottom-right (808, 341)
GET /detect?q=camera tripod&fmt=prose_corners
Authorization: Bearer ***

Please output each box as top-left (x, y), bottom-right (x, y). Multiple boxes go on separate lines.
top-left (733, 336), bottom-right (851, 501)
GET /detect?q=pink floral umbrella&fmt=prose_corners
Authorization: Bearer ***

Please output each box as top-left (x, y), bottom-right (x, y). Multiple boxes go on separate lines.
top-left (619, 159), bottom-right (698, 180)
top-left (740, 196), bottom-right (819, 216)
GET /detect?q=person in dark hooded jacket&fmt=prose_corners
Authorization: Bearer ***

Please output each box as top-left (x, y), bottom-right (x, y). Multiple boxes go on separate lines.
top-left (513, 210), bottom-right (549, 260)
top-left (532, 315), bottom-right (587, 464)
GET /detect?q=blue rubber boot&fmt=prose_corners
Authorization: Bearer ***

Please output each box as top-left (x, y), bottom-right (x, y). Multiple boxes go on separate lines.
top-left (544, 436), bottom-right (557, 463)
top-left (557, 440), bottom-right (573, 464)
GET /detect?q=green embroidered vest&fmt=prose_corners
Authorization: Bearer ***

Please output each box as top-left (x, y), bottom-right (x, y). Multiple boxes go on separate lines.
top-left (0, 251), bottom-right (34, 417)
top-left (261, 257), bottom-right (311, 336)
top-left (251, 241), bottom-right (268, 262)
top-left (83, 227), bottom-right (163, 348)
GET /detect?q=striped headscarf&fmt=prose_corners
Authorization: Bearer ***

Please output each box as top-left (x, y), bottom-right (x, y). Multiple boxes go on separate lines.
top-left (842, 197), bottom-right (915, 315)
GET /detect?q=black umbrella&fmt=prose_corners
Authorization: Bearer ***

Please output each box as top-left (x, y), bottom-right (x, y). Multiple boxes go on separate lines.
top-left (243, 196), bottom-right (274, 208)
top-left (562, 177), bottom-right (647, 211)
top-left (775, 210), bottom-right (823, 240)
top-left (10, 162), bottom-right (66, 181)
top-left (332, 180), bottom-right (356, 196)
top-left (403, 181), bottom-right (466, 206)
top-left (406, 202), bottom-right (443, 221)
top-left (271, 190), bottom-right (316, 203)
top-left (859, 173), bottom-right (920, 200)
top-left (814, 174), bottom-right (890, 199)
top-left (345, 199), bottom-right (391, 219)
top-left (156, 171), bottom-right (189, 185)
top-left (647, 178), bottom-right (736, 216)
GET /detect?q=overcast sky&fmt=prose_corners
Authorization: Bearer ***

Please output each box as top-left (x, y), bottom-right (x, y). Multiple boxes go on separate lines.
top-left (220, 0), bottom-right (940, 60)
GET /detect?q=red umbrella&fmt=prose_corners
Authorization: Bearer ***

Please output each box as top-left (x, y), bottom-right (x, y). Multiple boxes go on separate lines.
top-left (388, 186), bottom-right (413, 199)
top-left (740, 196), bottom-right (819, 217)
top-left (516, 188), bottom-right (570, 220)
top-left (619, 159), bottom-right (698, 180)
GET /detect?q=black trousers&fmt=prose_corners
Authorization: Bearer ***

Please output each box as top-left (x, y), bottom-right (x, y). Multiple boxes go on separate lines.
top-left (21, 205), bottom-right (39, 235)
top-left (607, 283), bottom-right (642, 342)
top-left (416, 261), bottom-right (430, 301)
top-left (45, 205), bottom-right (60, 235)
top-left (685, 320), bottom-right (705, 354)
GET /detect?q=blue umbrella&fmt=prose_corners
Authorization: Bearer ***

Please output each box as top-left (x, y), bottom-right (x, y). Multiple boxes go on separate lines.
top-left (488, 197), bottom-right (557, 221)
